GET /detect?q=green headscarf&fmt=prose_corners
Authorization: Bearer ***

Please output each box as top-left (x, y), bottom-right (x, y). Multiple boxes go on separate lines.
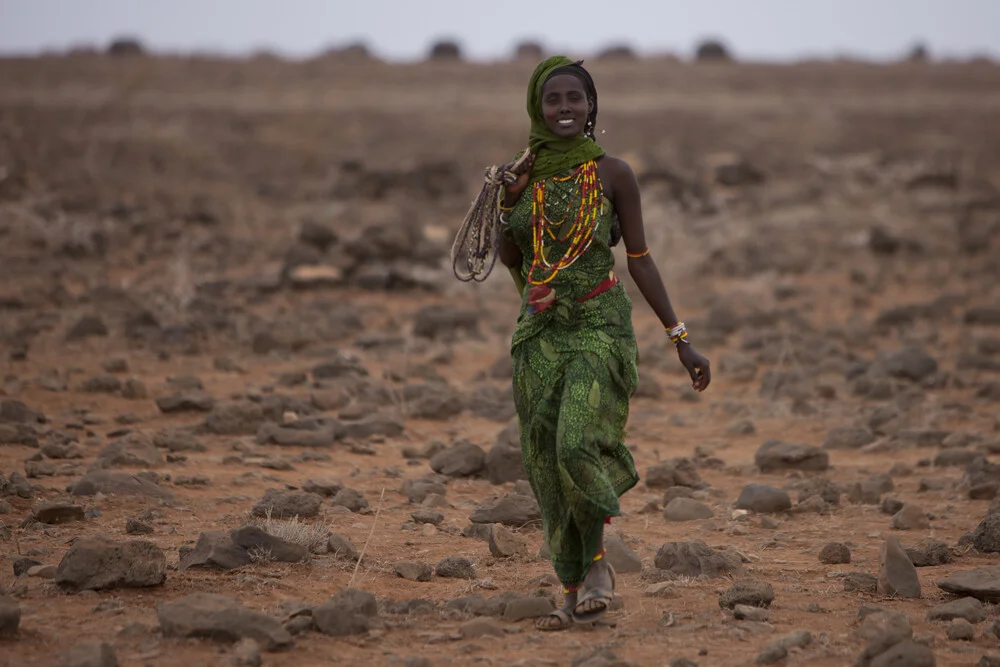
top-left (525, 56), bottom-right (605, 183)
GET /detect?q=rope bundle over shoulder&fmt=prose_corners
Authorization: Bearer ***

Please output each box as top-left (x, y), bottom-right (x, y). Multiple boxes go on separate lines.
top-left (451, 149), bottom-right (531, 283)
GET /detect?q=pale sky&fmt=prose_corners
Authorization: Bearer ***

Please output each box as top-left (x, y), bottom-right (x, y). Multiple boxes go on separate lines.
top-left (1, 0), bottom-right (998, 62)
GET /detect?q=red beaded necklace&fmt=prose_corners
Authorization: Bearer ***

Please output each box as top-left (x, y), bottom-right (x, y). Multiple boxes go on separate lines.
top-left (527, 160), bottom-right (603, 285)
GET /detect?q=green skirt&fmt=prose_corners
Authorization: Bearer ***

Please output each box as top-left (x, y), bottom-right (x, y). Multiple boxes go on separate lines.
top-left (511, 282), bottom-right (639, 585)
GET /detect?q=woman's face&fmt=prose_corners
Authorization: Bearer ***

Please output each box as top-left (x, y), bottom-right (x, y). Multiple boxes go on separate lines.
top-left (541, 74), bottom-right (590, 139)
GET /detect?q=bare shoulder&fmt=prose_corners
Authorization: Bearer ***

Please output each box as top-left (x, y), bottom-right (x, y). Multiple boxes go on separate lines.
top-left (599, 155), bottom-right (636, 179)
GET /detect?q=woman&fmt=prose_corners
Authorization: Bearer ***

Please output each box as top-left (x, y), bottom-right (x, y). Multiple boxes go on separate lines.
top-left (492, 56), bottom-right (712, 630)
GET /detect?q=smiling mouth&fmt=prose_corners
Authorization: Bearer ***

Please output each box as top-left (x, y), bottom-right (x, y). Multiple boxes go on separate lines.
top-left (557, 119), bottom-right (575, 127)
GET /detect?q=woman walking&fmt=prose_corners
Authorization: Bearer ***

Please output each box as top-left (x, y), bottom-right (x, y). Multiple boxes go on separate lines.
top-left (455, 55), bottom-right (711, 630)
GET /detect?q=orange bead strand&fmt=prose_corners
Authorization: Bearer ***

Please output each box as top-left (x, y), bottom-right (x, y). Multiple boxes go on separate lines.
top-left (527, 161), bottom-right (603, 285)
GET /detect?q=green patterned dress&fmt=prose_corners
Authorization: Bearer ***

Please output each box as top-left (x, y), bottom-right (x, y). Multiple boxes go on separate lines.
top-left (506, 166), bottom-right (640, 586)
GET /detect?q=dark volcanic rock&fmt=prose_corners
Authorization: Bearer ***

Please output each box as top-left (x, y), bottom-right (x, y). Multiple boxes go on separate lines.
top-left (429, 441), bottom-right (486, 477)
top-left (313, 588), bottom-right (380, 637)
top-left (180, 531), bottom-right (252, 570)
top-left (70, 470), bottom-right (175, 500)
top-left (56, 536), bottom-right (166, 591)
top-left (468, 494), bottom-right (540, 526)
top-left (653, 541), bottom-right (745, 578)
top-left (251, 489), bottom-right (323, 519)
top-left (755, 440), bottom-right (829, 472)
top-left (158, 593), bottom-right (293, 651)
top-left (734, 484), bottom-right (791, 513)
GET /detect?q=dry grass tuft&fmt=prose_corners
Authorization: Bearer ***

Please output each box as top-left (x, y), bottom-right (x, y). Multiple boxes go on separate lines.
top-left (245, 508), bottom-right (332, 553)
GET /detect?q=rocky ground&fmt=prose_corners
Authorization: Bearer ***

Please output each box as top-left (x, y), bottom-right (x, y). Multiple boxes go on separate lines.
top-left (1, 52), bottom-right (1000, 667)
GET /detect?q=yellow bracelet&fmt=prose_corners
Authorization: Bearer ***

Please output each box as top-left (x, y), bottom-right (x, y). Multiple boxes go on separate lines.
top-left (626, 248), bottom-right (649, 258)
top-left (498, 201), bottom-right (514, 212)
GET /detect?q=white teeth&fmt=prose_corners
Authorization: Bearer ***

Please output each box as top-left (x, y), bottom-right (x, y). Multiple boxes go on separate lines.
top-left (558, 119), bottom-right (574, 125)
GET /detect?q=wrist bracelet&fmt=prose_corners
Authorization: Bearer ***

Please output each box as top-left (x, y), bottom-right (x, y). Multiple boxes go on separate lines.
top-left (666, 321), bottom-right (689, 345)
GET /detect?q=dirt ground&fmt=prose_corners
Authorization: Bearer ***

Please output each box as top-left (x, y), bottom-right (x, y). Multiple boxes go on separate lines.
top-left (1, 52), bottom-right (1000, 667)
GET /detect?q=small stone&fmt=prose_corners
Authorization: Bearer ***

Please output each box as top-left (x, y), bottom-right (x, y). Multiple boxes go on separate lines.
top-left (458, 617), bottom-right (504, 639)
top-left (57, 640), bottom-right (117, 667)
top-left (877, 536), bottom-right (921, 598)
top-left (488, 524), bottom-right (528, 558)
top-left (663, 497), bottom-right (714, 522)
top-left (503, 597), bottom-right (554, 622)
top-left (892, 505), bottom-right (930, 530)
top-left (645, 582), bottom-right (680, 598)
top-left (844, 572), bottom-right (878, 594)
top-left (719, 578), bottom-right (774, 609)
top-left (734, 484), bottom-right (791, 513)
top-left (948, 617), bottom-right (976, 641)
top-left (881, 497), bottom-right (905, 515)
top-left (604, 533), bottom-right (643, 574)
top-left (32, 500), bottom-right (85, 524)
top-left (394, 562), bottom-right (433, 582)
top-left (927, 597), bottom-right (986, 624)
top-left (734, 604), bottom-right (769, 622)
top-left (0, 596), bottom-right (21, 636)
top-left (436, 557), bottom-right (476, 579)
top-left (411, 509), bottom-right (444, 525)
top-left (819, 542), bottom-right (851, 564)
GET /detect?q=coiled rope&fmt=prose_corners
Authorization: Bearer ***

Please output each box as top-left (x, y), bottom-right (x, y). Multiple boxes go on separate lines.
top-left (451, 149), bottom-right (532, 283)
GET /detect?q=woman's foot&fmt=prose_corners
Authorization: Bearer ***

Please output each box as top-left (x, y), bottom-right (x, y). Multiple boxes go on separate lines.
top-left (573, 559), bottom-right (615, 623)
top-left (535, 590), bottom-right (577, 631)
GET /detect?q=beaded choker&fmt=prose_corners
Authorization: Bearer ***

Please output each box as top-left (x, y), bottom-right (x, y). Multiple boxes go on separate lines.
top-left (527, 160), bottom-right (603, 285)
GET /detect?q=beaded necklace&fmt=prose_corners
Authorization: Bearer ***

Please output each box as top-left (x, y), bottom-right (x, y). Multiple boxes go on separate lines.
top-left (527, 160), bottom-right (603, 285)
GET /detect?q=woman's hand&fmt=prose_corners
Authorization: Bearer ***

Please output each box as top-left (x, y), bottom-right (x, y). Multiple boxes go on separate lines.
top-left (503, 153), bottom-right (535, 203)
top-left (677, 343), bottom-right (711, 392)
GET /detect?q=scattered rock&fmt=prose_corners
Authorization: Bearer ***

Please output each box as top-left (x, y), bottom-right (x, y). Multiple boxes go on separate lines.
top-left (327, 534), bottom-right (360, 562)
top-left (484, 419), bottom-right (525, 484)
top-left (947, 617), bottom-right (976, 641)
top-left (937, 565), bottom-right (1000, 602)
top-left (823, 426), bottom-right (876, 450)
top-left (56, 536), bottom-right (166, 590)
top-left (330, 487), bottom-right (368, 513)
top-left (972, 512), bottom-right (1000, 552)
top-left (755, 629), bottom-right (812, 664)
top-left (503, 597), bottom-right (554, 622)
top-left (203, 402), bottom-right (267, 436)
top-left (32, 499), bottom-right (85, 524)
top-left (881, 497), bottom-right (905, 515)
top-left (646, 458), bottom-right (702, 489)
top-left (156, 391), bottom-right (216, 413)
top-left (125, 518), bottom-right (153, 535)
top-left (158, 593), bottom-right (293, 651)
top-left (469, 494), bottom-right (541, 526)
top-left (429, 441), bottom-right (485, 477)
top-left (256, 422), bottom-right (336, 448)
top-left (251, 489), bottom-right (323, 519)
top-left (231, 526), bottom-right (309, 563)
top-left (488, 524), bottom-right (528, 558)
top-left (436, 557), bottom-right (476, 579)
top-left (66, 316), bottom-right (109, 341)
top-left (663, 497), bottom-right (714, 522)
top-left (458, 617), bottom-right (504, 639)
top-left (844, 571), bottom-right (879, 594)
top-left (180, 531), bottom-right (252, 570)
top-left (819, 542), bottom-right (851, 564)
top-left (70, 470), bottom-right (175, 500)
top-left (394, 562), bottom-right (433, 582)
top-left (892, 505), bottom-right (930, 530)
top-left (654, 541), bottom-right (745, 578)
top-left (877, 537), bottom-right (921, 598)
top-left (906, 540), bottom-right (952, 567)
top-left (927, 597), bottom-right (985, 624)
top-left (313, 588), bottom-right (380, 637)
top-left (755, 440), bottom-right (829, 472)
top-left (0, 596), bottom-right (19, 636)
top-left (96, 433), bottom-right (164, 468)
top-left (56, 641), bottom-right (117, 667)
top-left (877, 347), bottom-right (939, 382)
top-left (734, 484), bottom-right (791, 513)
top-left (719, 578), bottom-right (774, 609)
top-left (734, 604), bottom-right (770, 622)
top-left (604, 533), bottom-right (643, 573)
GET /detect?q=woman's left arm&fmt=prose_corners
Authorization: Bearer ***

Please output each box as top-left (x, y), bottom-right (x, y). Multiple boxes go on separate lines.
top-left (607, 157), bottom-right (711, 391)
